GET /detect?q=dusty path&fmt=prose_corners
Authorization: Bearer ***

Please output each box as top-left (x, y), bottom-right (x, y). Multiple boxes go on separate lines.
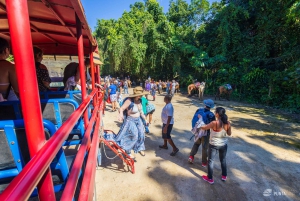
top-left (96, 89), bottom-right (300, 201)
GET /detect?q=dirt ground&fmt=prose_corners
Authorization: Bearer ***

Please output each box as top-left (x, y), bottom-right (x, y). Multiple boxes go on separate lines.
top-left (95, 88), bottom-right (300, 201)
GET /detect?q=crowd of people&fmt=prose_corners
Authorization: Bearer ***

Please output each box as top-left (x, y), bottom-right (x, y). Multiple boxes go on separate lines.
top-left (1, 36), bottom-right (232, 185)
top-left (102, 77), bottom-right (232, 185)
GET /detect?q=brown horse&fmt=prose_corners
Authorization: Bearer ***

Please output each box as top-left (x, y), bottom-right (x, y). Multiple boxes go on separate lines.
top-left (188, 84), bottom-right (196, 96)
top-left (127, 80), bottom-right (132, 88)
top-left (215, 84), bottom-right (235, 101)
top-left (188, 82), bottom-right (205, 100)
top-left (175, 83), bottom-right (180, 93)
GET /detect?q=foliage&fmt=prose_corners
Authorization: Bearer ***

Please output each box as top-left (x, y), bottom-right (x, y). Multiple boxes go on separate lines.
top-left (94, 0), bottom-right (300, 112)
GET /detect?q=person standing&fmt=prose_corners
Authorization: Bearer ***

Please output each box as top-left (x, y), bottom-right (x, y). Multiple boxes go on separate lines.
top-left (151, 81), bottom-right (157, 101)
top-left (166, 80), bottom-right (170, 94)
top-left (201, 107), bottom-right (231, 184)
top-left (141, 95), bottom-right (150, 133)
top-left (117, 87), bottom-right (149, 159)
top-left (188, 99), bottom-right (215, 167)
top-left (124, 78), bottom-right (129, 94)
top-left (159, 95), bottom-right (179, 156)
top-left (145, 80), bottom-right (151, 100)
top-left (171, 80), bottom-right (176, 96)
top-left (109, 80), bottom-right (118, 112)
top-left (158, 80), bottom-right (162, 94)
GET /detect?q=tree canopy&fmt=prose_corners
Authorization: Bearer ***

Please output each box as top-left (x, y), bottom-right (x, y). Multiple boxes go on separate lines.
top-left (94, 0), bottom-right (300, 112)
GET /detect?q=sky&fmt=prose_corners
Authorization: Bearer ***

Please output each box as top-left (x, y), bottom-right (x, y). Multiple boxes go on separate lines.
top-left (82, 0), bottom-right (217, 32)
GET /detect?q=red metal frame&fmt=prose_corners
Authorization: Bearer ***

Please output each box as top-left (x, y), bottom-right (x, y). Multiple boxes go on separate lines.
top-left (61, 101), bottom-right (100, 200)
top-left (0, 90), bottom-right (97, 200)
top-left (101, 130), bottom-right (135, 174)
top-left (79, 111), bottom-right (101, 201)
top-left (76, 13), bottom-right (89, 128)
top-left (5, 0), bottom-right (55, 200)
top-left (40, 0), bottom-right (75, 38)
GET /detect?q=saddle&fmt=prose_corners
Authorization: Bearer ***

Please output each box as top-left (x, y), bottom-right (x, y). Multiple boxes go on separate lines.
top-left (224, 84), bottom-right (232, 90)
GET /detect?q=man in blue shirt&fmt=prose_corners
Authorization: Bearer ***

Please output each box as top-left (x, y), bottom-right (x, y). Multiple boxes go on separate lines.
top-left (109, 80), bottom-right (118, 111)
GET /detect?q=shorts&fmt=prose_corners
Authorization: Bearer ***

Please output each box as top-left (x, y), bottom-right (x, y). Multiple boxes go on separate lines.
top-left (162, 124), bottom-right (173, 139)
top-left (110, 94), bottom-right (117, 102)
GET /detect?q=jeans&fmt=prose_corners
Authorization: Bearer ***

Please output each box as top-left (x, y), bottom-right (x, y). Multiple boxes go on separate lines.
top-left (189, 134), bottom-right (210, 164)
top-left (208, 144), bottom-right (227, 179)
top-left (124, 87), bottom-right (128, 94)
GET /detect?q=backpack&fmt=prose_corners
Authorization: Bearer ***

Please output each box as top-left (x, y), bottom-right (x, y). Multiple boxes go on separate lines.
top-left (191, 108), bottom-right (214, 128)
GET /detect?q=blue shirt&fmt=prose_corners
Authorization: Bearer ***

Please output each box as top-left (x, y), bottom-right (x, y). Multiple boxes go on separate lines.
top-left (109, 84), bottom-right (117, 94)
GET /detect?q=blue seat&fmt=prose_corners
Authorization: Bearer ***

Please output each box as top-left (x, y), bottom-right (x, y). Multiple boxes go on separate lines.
top-left (0, 120), bottom-right (72, 195)
top-left (39, 90), bottom-right (93, 117)
top-left (40, 90), bottom-right (81, 99)
top-left (0, 99), bottom-right (85, 146)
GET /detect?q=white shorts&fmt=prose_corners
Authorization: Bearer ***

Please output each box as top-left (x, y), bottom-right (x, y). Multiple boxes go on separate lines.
top-left (110, 94), bottom-right (117, 102)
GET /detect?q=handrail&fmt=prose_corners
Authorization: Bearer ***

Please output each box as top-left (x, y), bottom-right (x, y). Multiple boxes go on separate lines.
top-left (0, 89), bottom-right (97, 201)
top-left (79, 109), bottom-right (101, 201)
top-left (60, 101), bottom-right (100, 200)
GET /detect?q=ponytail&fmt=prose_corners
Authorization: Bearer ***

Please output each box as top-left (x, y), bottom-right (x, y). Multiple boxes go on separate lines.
top-left (220, 113), bottom-right (228, 124)
top-left (215, 107), bottom-right (228, 124)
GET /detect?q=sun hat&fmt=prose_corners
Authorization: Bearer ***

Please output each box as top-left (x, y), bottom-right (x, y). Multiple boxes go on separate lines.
top-left (93, 52), bottom-right (103, 65)
top-left (128, 86), bottom-right (149, 98)
top-left (203, 99), bottom-right (215, 108)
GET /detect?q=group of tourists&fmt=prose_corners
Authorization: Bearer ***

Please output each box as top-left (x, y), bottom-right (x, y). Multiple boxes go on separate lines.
top-left (1, 36), bottom-right (232, 185)
top-left (103, 83), bottom-right (232, 185)
top-left (144, 79), bottom-right (180, 98)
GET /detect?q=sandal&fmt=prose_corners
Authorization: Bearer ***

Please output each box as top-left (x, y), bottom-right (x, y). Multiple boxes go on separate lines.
top-left (139, 151), bottom-right (145, 156)
top-left (159, 145), bottom-right (168, 149)
top-left (170, 148), bottom-right (179, 156)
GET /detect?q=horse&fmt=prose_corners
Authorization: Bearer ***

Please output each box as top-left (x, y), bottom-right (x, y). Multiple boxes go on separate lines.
top-left (215, 84), bottom-right (235, 101)
top-left (161, 82), bottom-right (167, 91)
top-left (127, 79), bottom-right (132, 88)
top-left (188, 82), bottom-right (205, 100)
top-left (175, 83), bottom-right (180, 94)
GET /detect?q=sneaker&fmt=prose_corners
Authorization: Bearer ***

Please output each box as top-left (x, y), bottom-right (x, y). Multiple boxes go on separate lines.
top-left (202, 175), bottom-right (214, 184)
top-left (188, 156), bottom-right (194, 164)
top-left (221, 176), bottom-right (227, 181)
top-left (201, 163), bottom-right (207, 167)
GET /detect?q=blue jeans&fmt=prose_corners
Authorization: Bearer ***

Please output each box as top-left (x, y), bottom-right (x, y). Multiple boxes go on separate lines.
top-left (208, 144), bottom-right (227, 179)
top-left (124, 87), bottom-right (128, 94)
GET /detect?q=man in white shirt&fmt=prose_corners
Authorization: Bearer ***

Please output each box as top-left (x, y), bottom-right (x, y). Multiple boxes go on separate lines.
top-left (159, 94), bottom-right (179, 156)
